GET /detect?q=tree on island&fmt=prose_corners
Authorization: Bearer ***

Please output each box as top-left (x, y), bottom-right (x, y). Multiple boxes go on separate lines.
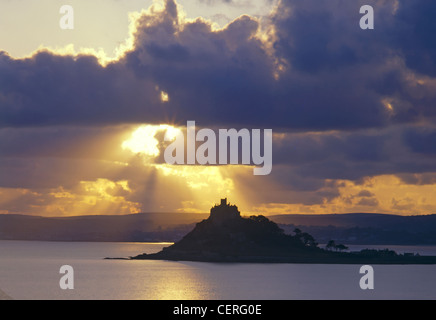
top-left (326, 240), bottom-right (336, 251)
top-left (294, 228), bottom-right (318, 248)
top-left (335, 244), bottom-right (349, 252)
top-left (326, 240), bottom-right (348, 252)
top-left (294, 228), bottom-right (302, 235)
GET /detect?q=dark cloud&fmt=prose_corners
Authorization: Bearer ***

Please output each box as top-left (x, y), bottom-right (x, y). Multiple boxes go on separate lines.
top-left (396, 173), bottom-right (436, 186)
top-left (0, 51), bottom-right (166, 127)
top-left (356, 197), bottom-right (379, 207)
top-left (0, 157), bottom-right (126, 189)
top-left (403, 126), bottom-right (436, 156)
top-left (270, 124), bottom-right (436, 185)
top-left (356, 190), bottom-right (375, 198)
top-left (393, 1), bottom-right (436, 76)
top-left (0, 126), bottom-right (133, 160)
top-left (0, 0), bottom-right (435, 131)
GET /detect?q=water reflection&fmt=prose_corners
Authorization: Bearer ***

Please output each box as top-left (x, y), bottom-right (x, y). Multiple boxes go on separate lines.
top-left (1, 241), bottom-right (436, 300)
top-left (125, 261), bottom-right (216, 300)
top-left (150, 264), bottom-right (211, 300)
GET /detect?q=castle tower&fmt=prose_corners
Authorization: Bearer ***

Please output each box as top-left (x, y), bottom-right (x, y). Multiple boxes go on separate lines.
top-left (209, 198), bottom-right (240, 225)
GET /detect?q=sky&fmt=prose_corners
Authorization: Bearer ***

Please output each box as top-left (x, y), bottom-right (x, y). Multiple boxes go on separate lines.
top-left (1, 0), bottom-right (436, 217)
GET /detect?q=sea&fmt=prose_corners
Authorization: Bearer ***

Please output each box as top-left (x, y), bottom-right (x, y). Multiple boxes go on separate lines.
top-left (0, 240), bottom-right (435, 300)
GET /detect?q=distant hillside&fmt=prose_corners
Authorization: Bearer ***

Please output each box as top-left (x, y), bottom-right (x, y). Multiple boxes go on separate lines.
top-left (269, 213), bottom-right (436, 229)
top-left (0, 213), bottom-right (207, 242)
top-left (269, 213), bottom-right (436, 245)
top-left (2, 212), bottom-right (436, 245)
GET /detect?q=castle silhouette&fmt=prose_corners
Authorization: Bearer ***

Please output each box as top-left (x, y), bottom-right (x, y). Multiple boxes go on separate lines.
top-left (128, 198), bottom-right (436, 264)
top-left (209, 198), bottom-right (240, 225)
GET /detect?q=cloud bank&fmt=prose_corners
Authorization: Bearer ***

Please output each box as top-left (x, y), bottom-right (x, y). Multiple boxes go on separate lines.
top-left (3, 0), bottom-right (436, 130)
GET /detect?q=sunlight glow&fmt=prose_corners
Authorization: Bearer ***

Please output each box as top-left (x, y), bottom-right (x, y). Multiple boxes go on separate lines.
top-left (157, 165), bottom-right (234, 192)
top-left (382, 98), bottom-right (395, 116)
top-left (160, 91), bottom-right (170, 102)
top-left (122, 124), bottom-right (181, 157)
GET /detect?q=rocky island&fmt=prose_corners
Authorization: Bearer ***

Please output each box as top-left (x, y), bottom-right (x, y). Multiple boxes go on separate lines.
top-left (126, 199), bottom-right (436, 264)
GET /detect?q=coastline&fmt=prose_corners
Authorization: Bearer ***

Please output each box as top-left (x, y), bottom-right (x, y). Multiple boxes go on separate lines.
top-left (128, 251), bottom-right (436, 265)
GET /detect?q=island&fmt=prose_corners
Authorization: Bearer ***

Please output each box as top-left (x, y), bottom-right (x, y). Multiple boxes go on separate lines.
top-left (121, 199), bottom-right (436, 264)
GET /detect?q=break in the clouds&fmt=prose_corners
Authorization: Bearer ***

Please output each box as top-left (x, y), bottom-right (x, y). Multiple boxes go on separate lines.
top-left (1, 0), bottom-right (436, 216)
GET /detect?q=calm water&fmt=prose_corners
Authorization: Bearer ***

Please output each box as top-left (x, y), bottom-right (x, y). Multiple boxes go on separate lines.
top-left (0, 240), bottom-right (436, 300)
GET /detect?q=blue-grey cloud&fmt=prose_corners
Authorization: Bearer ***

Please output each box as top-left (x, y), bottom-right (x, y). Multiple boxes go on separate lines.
top-left (0, 0), bottom-right (435, 131)
top-left (403, 127), bottom-right (436, 155)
